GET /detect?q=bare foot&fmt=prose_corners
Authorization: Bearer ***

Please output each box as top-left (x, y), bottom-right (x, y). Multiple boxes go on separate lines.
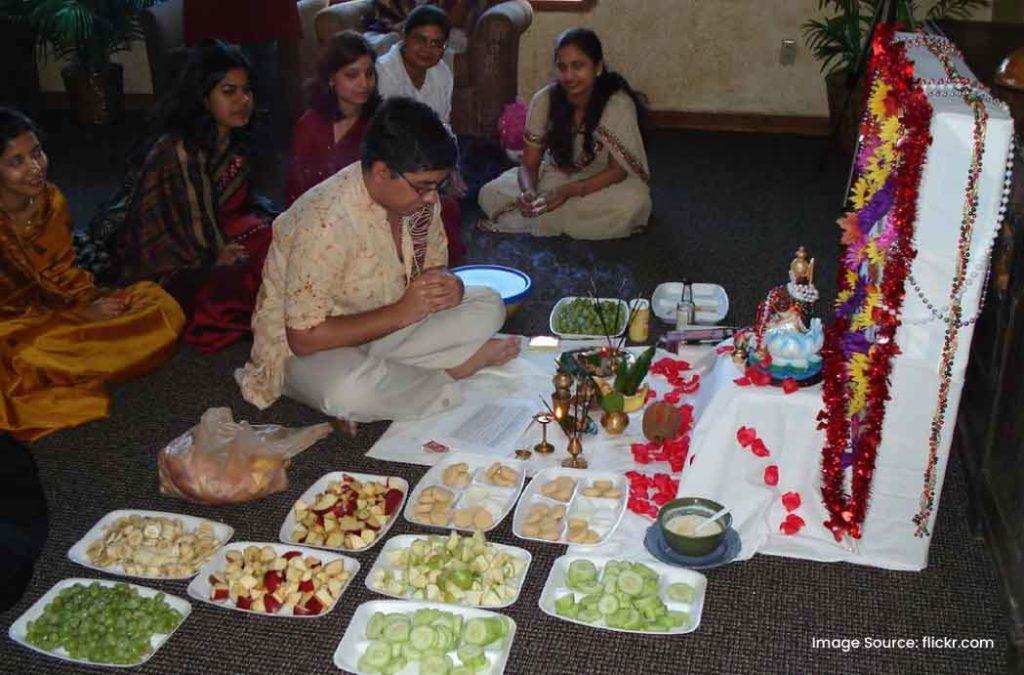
top-left (331, 418), bottom-right (358, 437)
top-left (447, 337), bottom-right (520, 380)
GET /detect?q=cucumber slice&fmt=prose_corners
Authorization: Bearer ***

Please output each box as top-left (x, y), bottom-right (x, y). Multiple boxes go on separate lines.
top-left (622, 608), bottom-right (643, 631)
top-left (414, 609), bottom-right (437, 626)
top-left (382, 655), bottom-right (408, 675)
top-left (457, 644), bottom-right (484, 664)
top-left (554, 593), bottom-right (576, 618)
top-left (616, 570), bottom-right (645, 596)
top-left (410, 625), bottom-right (436, 651)
top-left (357, 655), bottom-right (384, 674)
top-left (579, 593), bottom-right (601, 610)
top-left (363, 641), bottom-right (393, 669)
top-left (668, 610), bottom-right (691, 628)
top-left (577, 606), bottom-right (601, 623)
top-left (573, 579), bottom-right (603, 595)
top-left (666, 582), bottom-right (696, 603)
top-left (419, 653), bottom-right (454, 675)
top-left (402, 643), bottom-right (422, 662)
top-left (461, 617), bottom-right (492, 646)
top-left (605, 608), bottom-right (631, 629)
top-left (384, 615), bottom-right (412, 643)
top-left (566, 559), bottom-right (599, 588)
top-left (434, 625), bottom-right (454, 653)
top-left (366, 613), bottom-right (386, 640)
top-left (597, 594), bottom-right (619, 616)
top-left (452, 668), bottom-right (475, 675)
top-left (488, 617), bottom-right (508, 639)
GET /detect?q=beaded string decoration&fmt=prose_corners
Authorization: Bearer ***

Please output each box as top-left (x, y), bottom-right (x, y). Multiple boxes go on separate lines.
top-left (901, 33), bottom-right (1013, 536)
top-left (818, 25), bottom-right (933, 542)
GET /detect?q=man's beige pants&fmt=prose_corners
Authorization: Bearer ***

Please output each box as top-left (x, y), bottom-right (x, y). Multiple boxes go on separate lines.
top-left (283, 287), bottom-right (505, 422)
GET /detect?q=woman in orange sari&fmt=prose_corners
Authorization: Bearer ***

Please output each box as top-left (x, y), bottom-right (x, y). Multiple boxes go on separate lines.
top-left (0, 109), bottom-right (184, 441)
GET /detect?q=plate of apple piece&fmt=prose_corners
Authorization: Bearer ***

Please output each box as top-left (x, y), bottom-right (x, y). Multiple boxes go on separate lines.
top-left (187, 542), bottom-right (358, 618)
top-left (279, 472), bottom-right (408, 553)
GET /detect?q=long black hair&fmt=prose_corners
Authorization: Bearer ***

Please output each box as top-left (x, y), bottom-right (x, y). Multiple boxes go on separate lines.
top-left (306, 31), bottom-right (382, 122)
top-left (547, 28), bottom-right (648, 171)
top-left (153, 40), bottom-right (256, 153)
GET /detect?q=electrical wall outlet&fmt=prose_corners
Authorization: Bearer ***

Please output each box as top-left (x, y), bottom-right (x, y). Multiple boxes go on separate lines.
top-left (780, 39), bottom-right (797, 66)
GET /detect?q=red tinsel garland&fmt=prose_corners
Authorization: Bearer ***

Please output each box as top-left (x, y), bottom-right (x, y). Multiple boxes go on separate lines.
top-left (818, 26), bottom-right (933, 542)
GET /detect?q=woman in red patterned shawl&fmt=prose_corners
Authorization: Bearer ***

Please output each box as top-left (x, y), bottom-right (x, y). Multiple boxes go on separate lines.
top-left (288, 31), bottom-right (465, 264)
top-left (79, 41), bottom-right (274, 353)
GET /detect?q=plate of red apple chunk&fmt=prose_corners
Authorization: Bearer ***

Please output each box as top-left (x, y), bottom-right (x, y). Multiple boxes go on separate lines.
top-left (279, 472), bottom-right (408, 553)
top-left (187, 542), bottom-right (358, 618)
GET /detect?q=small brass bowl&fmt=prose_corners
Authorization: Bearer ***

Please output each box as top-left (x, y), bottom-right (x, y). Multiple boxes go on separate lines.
top-left (658, 497), bottom-right (731, 557)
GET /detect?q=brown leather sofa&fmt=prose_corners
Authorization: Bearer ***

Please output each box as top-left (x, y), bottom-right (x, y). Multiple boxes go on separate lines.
top-left (314, 0), bottom-right (533, 138)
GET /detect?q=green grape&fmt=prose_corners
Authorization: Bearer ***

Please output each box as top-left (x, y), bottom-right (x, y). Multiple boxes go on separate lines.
top-left (24, 583), bottom-right (183, 664)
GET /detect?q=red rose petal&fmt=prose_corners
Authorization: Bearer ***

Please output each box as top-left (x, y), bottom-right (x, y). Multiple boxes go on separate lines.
top-left (781, 491), bottom-right (802, 512)
top-left (750, 438), bottom-right (770, 458)
top-left (764, 465), bottom-right (779, 486)
top-left (781, 378), bottom-right (799, 394)
top-left (736, 426), bottom-right (757, 447)
top-left (645, 388), bottom-right (657, 402)
top-left (664, 389), bottom-right (682, 404)
top-left (716, 345), bottom-right (733, 355)
top-left (734, 377), bottom-right (751, 386)
top-left (779, 513), bottom-right (805, 535)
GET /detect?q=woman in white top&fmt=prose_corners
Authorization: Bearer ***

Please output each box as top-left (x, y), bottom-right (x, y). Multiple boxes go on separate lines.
top-left (375, 5), bottom-right (454, 126)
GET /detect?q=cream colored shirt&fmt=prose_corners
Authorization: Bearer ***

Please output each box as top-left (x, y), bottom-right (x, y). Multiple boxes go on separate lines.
top-left (238, 162), bottom-right (448, 408)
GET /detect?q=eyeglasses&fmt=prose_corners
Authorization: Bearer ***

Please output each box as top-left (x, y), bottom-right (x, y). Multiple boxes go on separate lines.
top-left (408, 33), bottom-right (447, 51)
top-left (398, 171), bottom-right (450, 196)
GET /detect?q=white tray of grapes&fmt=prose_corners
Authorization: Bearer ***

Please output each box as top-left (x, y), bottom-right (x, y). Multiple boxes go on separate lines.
top-left (549, 297), bottom-right (629, 339)
top-left (8, 578), bottom-right (191, 668)
top-left (539, 555), bottom-right (706, 634)
top-left (512, 467), bottom-right (627, 546)
top-left (365, 531), bottom-right (531, 609)
top-left (404, 452), bottom-right (525, 533)
top-left (334, 599), bottom-right (515, 675)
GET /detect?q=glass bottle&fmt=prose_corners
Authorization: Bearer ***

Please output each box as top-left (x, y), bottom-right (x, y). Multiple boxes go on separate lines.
top-left (676, 280), bottom-right (695, 329)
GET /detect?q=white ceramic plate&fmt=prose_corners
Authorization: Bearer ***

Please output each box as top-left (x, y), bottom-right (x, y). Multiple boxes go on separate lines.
top-left (403, 452), bottom-right (525, 533)
top-left (364, 534), bottom-right (532, 609)
top-left (539, 554), bottom-right (706, 635)
top-left (549, 296), bottom-right (629, 339)
top-left (651, 283), bottom-right (729, 324)
top-left (512, 467), bottom-right (627, 547)
top-left (333, 599), bottom-right (516, 675)
top-left (67, 509), bottom-right (234, 580)
top-left (278, 472), bottom-right (408, 553)
top-left (186, 541), bottom-right (359, 619)
top-left (8, 577), bottom-right (191, 668)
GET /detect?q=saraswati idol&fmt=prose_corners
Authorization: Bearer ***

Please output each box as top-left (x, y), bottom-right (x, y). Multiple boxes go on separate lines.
top-left (733, 246), bottom-right (824, 384)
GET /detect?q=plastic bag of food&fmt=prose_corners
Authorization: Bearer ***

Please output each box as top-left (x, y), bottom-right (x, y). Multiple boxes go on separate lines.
top-left (158, 408), bottom-right (331, 505)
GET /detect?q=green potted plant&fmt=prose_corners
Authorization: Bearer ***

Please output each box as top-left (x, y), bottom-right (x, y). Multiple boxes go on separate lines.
top-left (803, 0), bottom-right (988, 151)
top-left (23, 0), bottom-right (156, 125)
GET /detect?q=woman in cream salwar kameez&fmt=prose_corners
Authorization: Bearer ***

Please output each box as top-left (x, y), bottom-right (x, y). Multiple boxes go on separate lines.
top-left (478, 28), bottom-right (651, 240)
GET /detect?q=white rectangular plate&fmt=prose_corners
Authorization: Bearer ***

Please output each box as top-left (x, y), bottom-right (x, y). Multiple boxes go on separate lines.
top-left (186, 541), bottom-right (359, 619)
top-left (512, 467), bottom-right (627, 546)
top-left (364, 534), bottom-right (532, 609)
top-left (549, 296), bottom-right (629, 340)
top-left (67, 509), bottom-right (234, 580)
top-left (539, 554), bottom-right (706, 635)
top-left (334, 599), bottom-right (515, 675)
top-left (278, 472), bottom-right (408, 553)
top-left (403, 452), bottom-right (525, 533)
top-left (8, 577), bottom-right (191, 668)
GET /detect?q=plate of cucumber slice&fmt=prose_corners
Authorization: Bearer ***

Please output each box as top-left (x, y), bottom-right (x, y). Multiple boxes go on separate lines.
top-left (538, 555), bottom-right (706, 634)
top-left (334, 600), bottom-right (515, 674)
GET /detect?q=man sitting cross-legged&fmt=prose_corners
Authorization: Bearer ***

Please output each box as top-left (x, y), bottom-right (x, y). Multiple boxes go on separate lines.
top-left (237, 97), bottom-right (518, 424)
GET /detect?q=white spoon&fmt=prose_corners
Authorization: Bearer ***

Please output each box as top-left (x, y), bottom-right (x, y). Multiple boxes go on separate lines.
top-left (693, 506), bottom-right (730, 535)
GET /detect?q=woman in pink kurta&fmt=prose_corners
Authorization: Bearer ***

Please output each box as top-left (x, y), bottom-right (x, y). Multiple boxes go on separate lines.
top-left (287, 31), bottom-right (466, 264)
